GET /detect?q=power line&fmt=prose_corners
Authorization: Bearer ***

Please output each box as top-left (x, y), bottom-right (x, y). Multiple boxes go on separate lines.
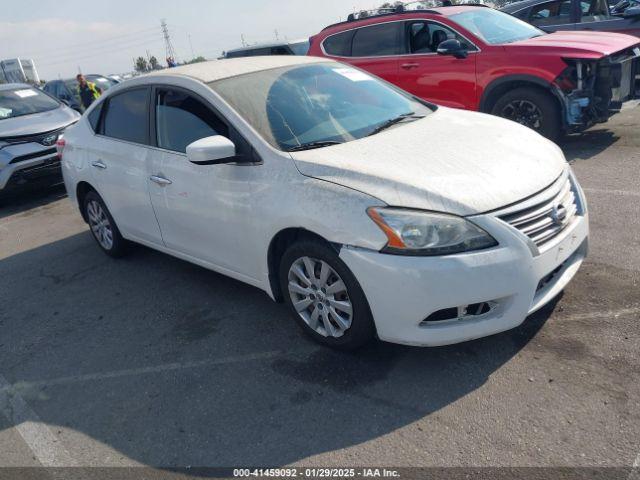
top-left (37, 36), bottom-right (164, 65)
top-left (16, 26), bottom-right (160, 59)
top-left (32, 32), bottom-right (163, 63)
top-left (38, 37), bottom-right (165, 68)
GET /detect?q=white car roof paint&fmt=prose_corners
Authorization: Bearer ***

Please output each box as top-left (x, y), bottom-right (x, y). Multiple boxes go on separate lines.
top-left (146, 56), bottom-right (328, 84)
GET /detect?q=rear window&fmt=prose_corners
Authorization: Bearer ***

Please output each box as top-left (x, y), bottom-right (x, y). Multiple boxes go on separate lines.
top-left (0, 88), bottom-right (60, 121)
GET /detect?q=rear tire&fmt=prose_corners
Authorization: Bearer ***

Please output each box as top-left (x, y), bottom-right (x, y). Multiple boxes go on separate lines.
top-left (83, 190), bottom-right (129, 258)
top-left (491, 87), bottom-right (561, 142)
top-left (279, 239), bottom-right (376, 351)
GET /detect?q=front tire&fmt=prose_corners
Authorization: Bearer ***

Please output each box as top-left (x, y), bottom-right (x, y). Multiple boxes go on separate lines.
top-left (279, 240), bottom-right (375, 351)
top-left (492, 87), bottom-right (561, 141)
top-left (83, 190), bottom-right (128, 258)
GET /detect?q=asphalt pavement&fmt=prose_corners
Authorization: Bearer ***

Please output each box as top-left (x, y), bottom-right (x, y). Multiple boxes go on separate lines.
top-left (0, 105), bottom-right (638, 474)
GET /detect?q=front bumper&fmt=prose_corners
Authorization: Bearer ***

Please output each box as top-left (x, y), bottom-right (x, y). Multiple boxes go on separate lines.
top-left (561, 47), bottom-right (640, 130)
top-left (0, 143), bottom-right (61, 192)
top-left (339, 175), bottom-right (589, 347)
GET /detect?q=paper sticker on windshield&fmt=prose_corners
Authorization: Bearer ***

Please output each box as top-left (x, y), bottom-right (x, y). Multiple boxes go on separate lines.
top-left (634, 47), bottom-right (640, 57)
top-left (13, 89), bottom-right (38, 98)
top-left (333, 68), bottom-right (373, 82)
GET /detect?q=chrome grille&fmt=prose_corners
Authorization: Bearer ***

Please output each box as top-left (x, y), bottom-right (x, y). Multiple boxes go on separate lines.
top-left (1, 128), bottom-right (64, 147)
top-left (500, 179), bottom-right (578, 247)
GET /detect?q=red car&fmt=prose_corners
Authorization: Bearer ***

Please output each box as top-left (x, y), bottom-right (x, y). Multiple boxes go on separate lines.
top-left (309, 5), bottom-right (640, 139)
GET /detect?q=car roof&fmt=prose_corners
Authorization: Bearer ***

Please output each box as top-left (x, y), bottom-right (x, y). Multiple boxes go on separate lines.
top-left (321, 5), bottom-right (487, 33)
top-left (45, 79), bottom-right (75, 84)
top-left (146, 56), bottom-right (329, 84)
top-left (500, 0), bottom-right (538, 13)
top-left (0, 83), bottom-right (33, 91)
top-left (225, 38), bottom-right (309, 54)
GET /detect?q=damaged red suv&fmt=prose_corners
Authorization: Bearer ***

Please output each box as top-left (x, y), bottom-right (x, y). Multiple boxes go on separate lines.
top-left (309, 5), bottom-right (640, 139)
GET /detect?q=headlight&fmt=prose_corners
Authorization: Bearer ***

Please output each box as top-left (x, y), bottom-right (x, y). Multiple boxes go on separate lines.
top-left (367, 207), bottom-right (498, 256)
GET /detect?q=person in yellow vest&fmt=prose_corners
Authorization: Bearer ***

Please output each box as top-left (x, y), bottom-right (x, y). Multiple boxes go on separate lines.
top-left (76, 74), bottom-right (102, 111)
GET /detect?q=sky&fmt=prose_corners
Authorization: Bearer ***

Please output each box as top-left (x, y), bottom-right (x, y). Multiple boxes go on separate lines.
top-left (0, 0), bottom-right (378, 81)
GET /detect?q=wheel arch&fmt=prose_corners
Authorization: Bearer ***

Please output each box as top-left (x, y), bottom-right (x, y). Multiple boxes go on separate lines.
top-left (480, 75), bottom-right (566, 126)
top-left (266, 227), bottom-right (340, 303)
top-left (76, 181), bottom-right (97, 223)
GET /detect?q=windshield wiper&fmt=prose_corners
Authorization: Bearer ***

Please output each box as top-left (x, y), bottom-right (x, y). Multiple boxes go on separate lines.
top-left (367, 112), bottom-right (425, 137)
top-left (286, 141), bottom-right (343, 152)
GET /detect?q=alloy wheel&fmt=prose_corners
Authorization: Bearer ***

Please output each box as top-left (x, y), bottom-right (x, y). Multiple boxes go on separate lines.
top-left (287, 256), bottom-right (353, 338)
top-left (501, 100), bottom-right (543, 130)
top-left (86, 200), bottom-right (114, 250)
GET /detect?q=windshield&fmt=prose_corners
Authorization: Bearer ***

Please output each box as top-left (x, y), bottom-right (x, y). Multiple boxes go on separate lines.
top-left (0, 87), bottom-right (60, 121)
top-left (210, 63), bottom-right (432, 151)
top-left (289, 40), bottom-right (310, 55)
top-left (65, 80), bottom-right (79, 92)
top-left (452, 9), bottom-right (545, 45)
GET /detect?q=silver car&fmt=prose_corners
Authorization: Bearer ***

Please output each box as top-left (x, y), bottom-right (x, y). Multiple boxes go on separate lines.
top-left (0, 83), bottom-right (79, 195)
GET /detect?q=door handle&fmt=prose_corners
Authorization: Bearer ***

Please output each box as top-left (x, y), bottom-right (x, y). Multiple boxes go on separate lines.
top-left (401, 63), bottom-right (420, 70)
top-left (150, 175), bottom-right (172, 186)
top-left (91, 160), bottom-right (107, 170)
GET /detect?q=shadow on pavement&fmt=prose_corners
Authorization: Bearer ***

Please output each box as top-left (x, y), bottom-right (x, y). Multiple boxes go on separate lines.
top-left (0, 232), bottom-right (559, 468)
top-left (0, 184), bottom-right (67, 220)
top-left (560, 128), bottom-right (619, 163)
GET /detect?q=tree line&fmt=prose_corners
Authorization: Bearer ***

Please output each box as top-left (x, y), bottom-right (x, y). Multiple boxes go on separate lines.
top-left (133, 55), bottom-right (207, 73)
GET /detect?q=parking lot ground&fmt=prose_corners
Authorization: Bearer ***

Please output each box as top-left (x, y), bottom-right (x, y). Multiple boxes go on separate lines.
top-left (0, 105), bottom-right (639, 473)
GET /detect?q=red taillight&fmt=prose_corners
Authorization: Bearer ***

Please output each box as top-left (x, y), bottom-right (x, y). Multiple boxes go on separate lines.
top-left (56, 138), bottom-right (66, 159)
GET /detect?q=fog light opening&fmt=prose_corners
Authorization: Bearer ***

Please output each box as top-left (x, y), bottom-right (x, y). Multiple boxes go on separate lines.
top-left (421, 301), bottom-right (497, 325)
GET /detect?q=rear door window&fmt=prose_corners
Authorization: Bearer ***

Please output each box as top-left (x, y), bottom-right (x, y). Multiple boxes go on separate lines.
top-left (88, 101), bottom-right (104, 132)
top-left (579, 0), bottom-right (609, 21)
top-left (101, 88), bottom-right (150, 144)
top-left (352, 22), bottom-right (402, 57)
top-left (323, 30), bottom-right (356, 56)
top-left (529, 0), bottom-right (574, 25)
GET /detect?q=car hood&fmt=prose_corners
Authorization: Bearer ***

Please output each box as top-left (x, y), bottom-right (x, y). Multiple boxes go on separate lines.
top-left (290, 108), bottom-right (567, 216)
top-left (0, 106), bottom-right (80, 139)
top-left (510, 31), bottom-right (640, 58)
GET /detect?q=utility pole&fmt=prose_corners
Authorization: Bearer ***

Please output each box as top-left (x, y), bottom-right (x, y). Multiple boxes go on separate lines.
top-left (241, 34), bottom-right (247, 47)
top-left (161, 19), bottom-right (177, 63)
top-left (274, 29), bottom-right (280, 41)
top-left (188, 34), bottom-right (195, 59)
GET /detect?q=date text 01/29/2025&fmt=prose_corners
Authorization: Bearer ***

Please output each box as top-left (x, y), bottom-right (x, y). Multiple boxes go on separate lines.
top-left (233, 468), bottom-right (401, 478)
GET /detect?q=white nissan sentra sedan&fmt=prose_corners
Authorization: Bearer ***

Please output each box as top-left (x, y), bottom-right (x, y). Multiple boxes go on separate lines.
top-left (60, 56), bottom-right (589, 350)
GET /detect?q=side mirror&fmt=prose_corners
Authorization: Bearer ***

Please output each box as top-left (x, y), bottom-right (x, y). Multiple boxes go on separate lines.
top-left (623, 5), bottom-right (640, 16)
top-left (186, 135), bottom-right (236, 165)
top-left (437, 39), bottom-right (468, 59)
